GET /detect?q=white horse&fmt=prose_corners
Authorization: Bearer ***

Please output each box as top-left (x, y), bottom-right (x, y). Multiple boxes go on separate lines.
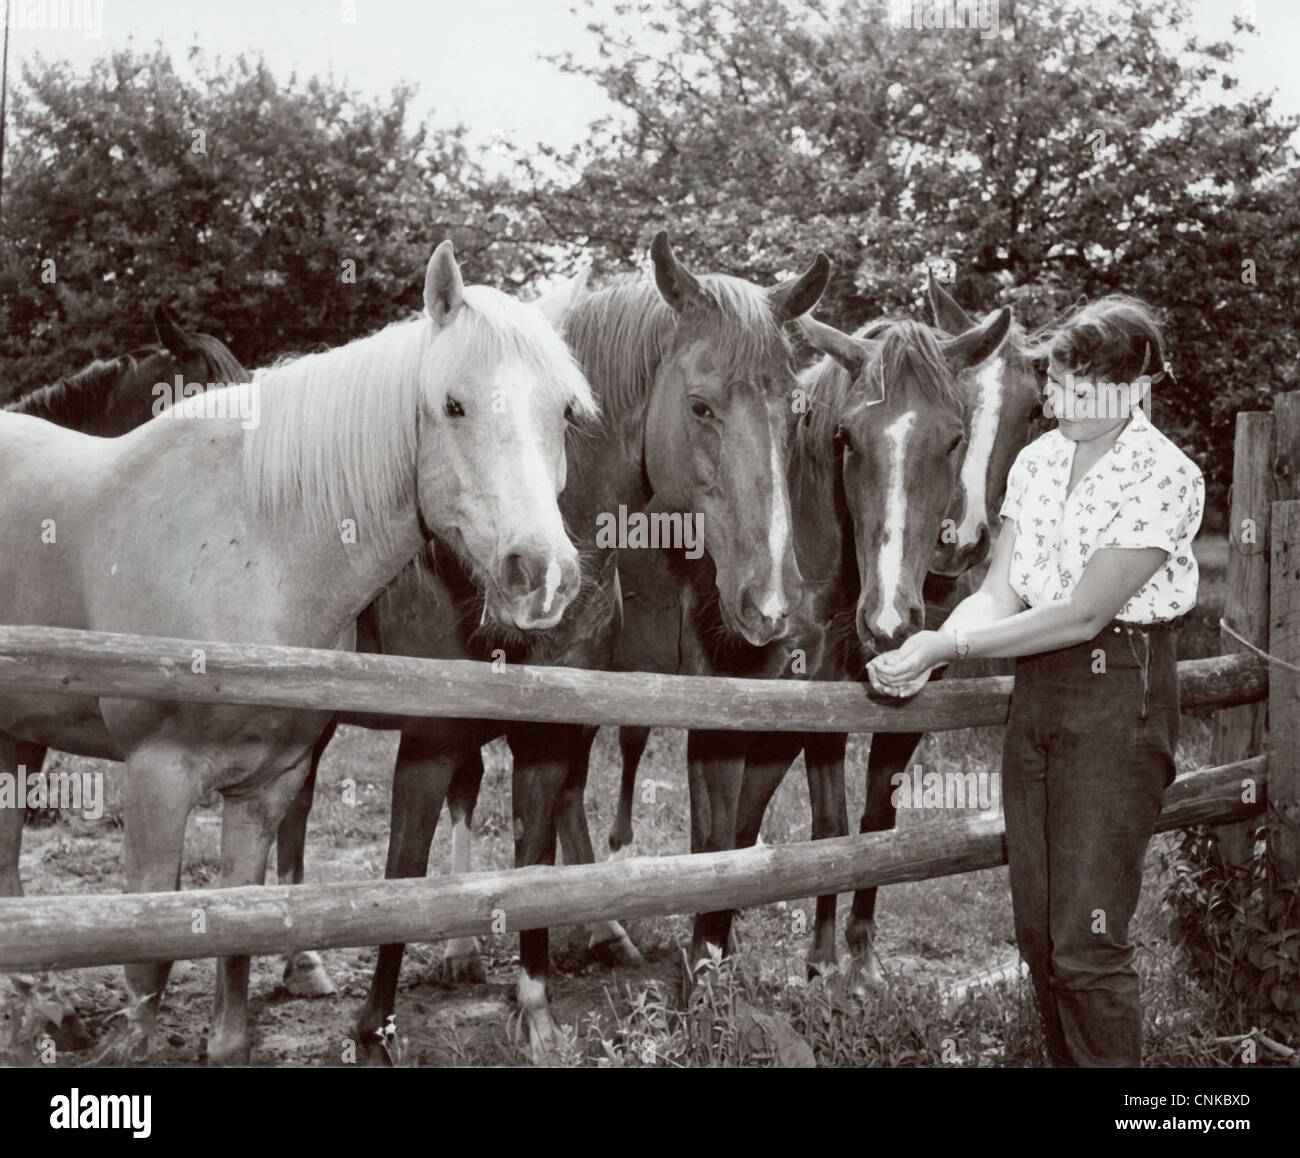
top-left (0, 241), bottom-right (595, 1064)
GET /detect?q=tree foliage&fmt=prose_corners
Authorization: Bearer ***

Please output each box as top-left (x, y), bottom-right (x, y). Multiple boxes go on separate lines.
top-left (514, 0), bottom-right (1300, 504)
top-left (0, 46), bottom-right (529, 396)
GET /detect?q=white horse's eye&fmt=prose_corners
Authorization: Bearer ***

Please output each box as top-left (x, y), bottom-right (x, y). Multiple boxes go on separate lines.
top-left (444, 397), bottom-right (465, 418)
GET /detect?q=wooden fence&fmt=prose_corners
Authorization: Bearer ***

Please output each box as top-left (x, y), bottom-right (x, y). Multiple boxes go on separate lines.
top-left (0, 395), bottom-right (1298, 973)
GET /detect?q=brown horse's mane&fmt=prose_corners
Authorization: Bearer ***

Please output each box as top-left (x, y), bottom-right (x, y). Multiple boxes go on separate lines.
top-left (564, 272), bottom-right (789, 448)
top-left (4, 353), bottom-right (139, 428)
top-left (184, 330), bottom-right (254, 386)
top-left (796, 319), bottom-right (963, 483)
top-left (4, 331), bottom-right (252, 435)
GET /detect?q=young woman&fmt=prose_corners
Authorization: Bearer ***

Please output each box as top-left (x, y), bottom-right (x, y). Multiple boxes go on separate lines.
top-left (867, 296), bottom-right (1204, 1067)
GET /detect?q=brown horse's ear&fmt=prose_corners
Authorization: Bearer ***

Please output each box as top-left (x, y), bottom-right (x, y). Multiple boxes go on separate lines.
top-left (424, 240), bottom-right (465, 327)
top-left (649, 231), bottom-right (706, 313)
top-left (939, 306), bottom-right (1012, 375)
top-left (154, 304), bottom-right (193, 356)
top-left (927, 271), bottom-right (975, 335)
top-left (770, 253), bottom-right (831, 322)
top-left (797, 314), bottom-right (872, 380)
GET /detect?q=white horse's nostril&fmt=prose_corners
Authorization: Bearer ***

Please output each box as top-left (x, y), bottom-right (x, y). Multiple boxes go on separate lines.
top-left (541, 557), bottom-right (562, 614)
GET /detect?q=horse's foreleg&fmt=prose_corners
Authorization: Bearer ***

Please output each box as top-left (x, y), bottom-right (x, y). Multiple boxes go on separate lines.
top-left (442, 742), bottom-right (487, 984)
top-left (608, 725), bottom-right (650, 852)
top-left (507, 723), bottom-right (570, 1064)
top-left (278, 720), bottom-right (337, 997)
top-left (119, 744), bottom-right (203, 1061)
top-left (354, 730), bottom-right (459, 1063)
top-left (210, 757), bottom-right (312, 1066)
top-left (686, 729), bottom-right (749, 984)
top-left (0, 735), bottom-right (45, 896)
top-left (846, 728), bottom-right (926, 991)
top-left (803, 732), bottom-right (849, 977)
top-left (555, 726), bottom-right (640, 967)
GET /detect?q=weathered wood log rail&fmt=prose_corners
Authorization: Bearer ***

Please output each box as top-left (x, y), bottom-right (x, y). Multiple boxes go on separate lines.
top-left (0, 757), bottom-right (1267, 971)
top-left (0, 624), bottom-right (1268, 734)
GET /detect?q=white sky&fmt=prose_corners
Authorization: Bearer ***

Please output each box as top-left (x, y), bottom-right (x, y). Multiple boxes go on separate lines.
top-left (2, 0), bottom-right (1296, 156)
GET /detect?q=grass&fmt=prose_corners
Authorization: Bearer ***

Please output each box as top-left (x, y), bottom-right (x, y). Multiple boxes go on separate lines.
top-left (7, 534), bottom-right (1240, 1067)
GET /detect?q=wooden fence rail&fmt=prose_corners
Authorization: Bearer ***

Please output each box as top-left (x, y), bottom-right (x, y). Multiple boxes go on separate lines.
top-left (0, 625), bottom-right (1268, 735)
top-left (0, 756), bottom-right (1266, 972)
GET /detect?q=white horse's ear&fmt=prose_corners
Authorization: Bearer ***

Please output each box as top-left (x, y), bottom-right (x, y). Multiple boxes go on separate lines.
top-left (424, 240), bottom-right (465, 327)
top-left (534, 262), bottom-right (591, 332)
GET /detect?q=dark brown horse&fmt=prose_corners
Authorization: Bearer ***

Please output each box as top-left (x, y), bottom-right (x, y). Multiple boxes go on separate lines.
top-left (2, 305), bottom-right (250, 436)
top-left (318, 232), bottom-right (832, 1062)
top-left (841, 282), bottom-right (1044, 985)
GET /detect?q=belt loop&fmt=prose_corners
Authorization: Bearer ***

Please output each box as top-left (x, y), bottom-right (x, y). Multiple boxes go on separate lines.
top-left (1137, 631), bottom-right (1151, 720)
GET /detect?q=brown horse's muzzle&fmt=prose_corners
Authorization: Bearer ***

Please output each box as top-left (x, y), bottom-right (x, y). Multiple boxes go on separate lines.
top-left (857, 595), bottom-right (926, 659)
top-left (930, 521), bottom-right (990, 578)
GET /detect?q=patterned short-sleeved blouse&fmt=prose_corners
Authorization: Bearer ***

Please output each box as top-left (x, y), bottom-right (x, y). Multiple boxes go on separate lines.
top-left (999, 405), bottom-right (1205, 623)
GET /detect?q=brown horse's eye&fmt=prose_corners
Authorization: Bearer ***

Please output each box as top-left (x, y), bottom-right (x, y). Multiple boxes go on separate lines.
top-left (689, 398), bottom-right (715, 420)
top-left (444, 397), bottom-right (465, 418)
top-left (946, 434), bottom-right (963, 455)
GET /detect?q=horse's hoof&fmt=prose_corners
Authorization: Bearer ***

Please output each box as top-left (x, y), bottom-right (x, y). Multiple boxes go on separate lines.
top-left (589, 930), bottom-right (643, 969)
top-left (607, 825), bottom-right (633, 852)
top-left (358, 1039), bottom-right (394, 1067)
top-left (283, 951), bottom-right (338, 998)
top-left (94, 1021), bottom-right (152, 1066)
top-left (44, 1009), bottom-right (94, 1052)
top-left (527, 1014), bottom-right (563, 1066)
top-left (805, 957), bottom-right (839, 984)
top-left (205, 1038), bottom-right (251, 1067)
top-left (444, 952), bottom-right (487, 986)
top-left (443, 937), bottom-right (486, 985)
top-left (848, 952), bottom-right (886, 997)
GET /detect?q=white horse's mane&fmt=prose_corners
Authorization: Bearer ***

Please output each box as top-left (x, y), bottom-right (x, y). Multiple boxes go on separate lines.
top-left (242, 286), bottom-right (596, 544)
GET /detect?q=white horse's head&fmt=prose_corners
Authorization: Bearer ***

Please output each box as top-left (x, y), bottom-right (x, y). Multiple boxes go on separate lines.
top-left (416, 242), bottom-right (596, 630)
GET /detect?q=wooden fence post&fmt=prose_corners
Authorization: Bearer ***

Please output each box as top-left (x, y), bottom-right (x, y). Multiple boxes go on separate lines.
top-left (1213, 412), bottom-right (1274, 866)
top-left (1268, 500), bottom-right (1300, 891)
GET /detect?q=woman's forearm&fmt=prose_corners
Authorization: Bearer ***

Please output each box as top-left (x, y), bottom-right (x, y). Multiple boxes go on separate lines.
top-left (942, 587), bottom-right (1022, 635)
top-left (957, 598), bottom-right (1100, 660)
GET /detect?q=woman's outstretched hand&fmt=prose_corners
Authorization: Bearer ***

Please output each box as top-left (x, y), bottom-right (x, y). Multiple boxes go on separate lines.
top-left (867, 630), bottom-right (955, 698)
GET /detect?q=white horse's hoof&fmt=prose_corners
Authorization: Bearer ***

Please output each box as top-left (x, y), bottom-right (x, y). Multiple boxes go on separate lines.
top-left (283, 950), bottom-right (337, 998)
top-left (206, 1035), bottom-right (251, 1067)
top-left (443, 937), bottom-right (486, 985)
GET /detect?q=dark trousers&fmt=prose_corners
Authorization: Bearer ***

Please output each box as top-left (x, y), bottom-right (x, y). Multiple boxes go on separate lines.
top-left (1001, 621), bottom-right (1179, 1067)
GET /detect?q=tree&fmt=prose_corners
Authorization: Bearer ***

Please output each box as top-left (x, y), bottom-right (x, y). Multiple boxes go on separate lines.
top-left (0, 46), bottom-right (538, 398)
top-left (516, 0), bottom-right (1300, 502)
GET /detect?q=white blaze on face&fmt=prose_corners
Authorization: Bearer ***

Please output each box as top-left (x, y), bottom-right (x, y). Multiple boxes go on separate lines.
top-left (955, 357), bottom-right (1004, 549)
top-left (491, 356), bottom-right (563, 548)
top-left (541, 557), bottom-right (562, 613)
top-left (758, 415), bottom-right (791, 620)
top-left (873, 411), bottom-right (917, 637)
